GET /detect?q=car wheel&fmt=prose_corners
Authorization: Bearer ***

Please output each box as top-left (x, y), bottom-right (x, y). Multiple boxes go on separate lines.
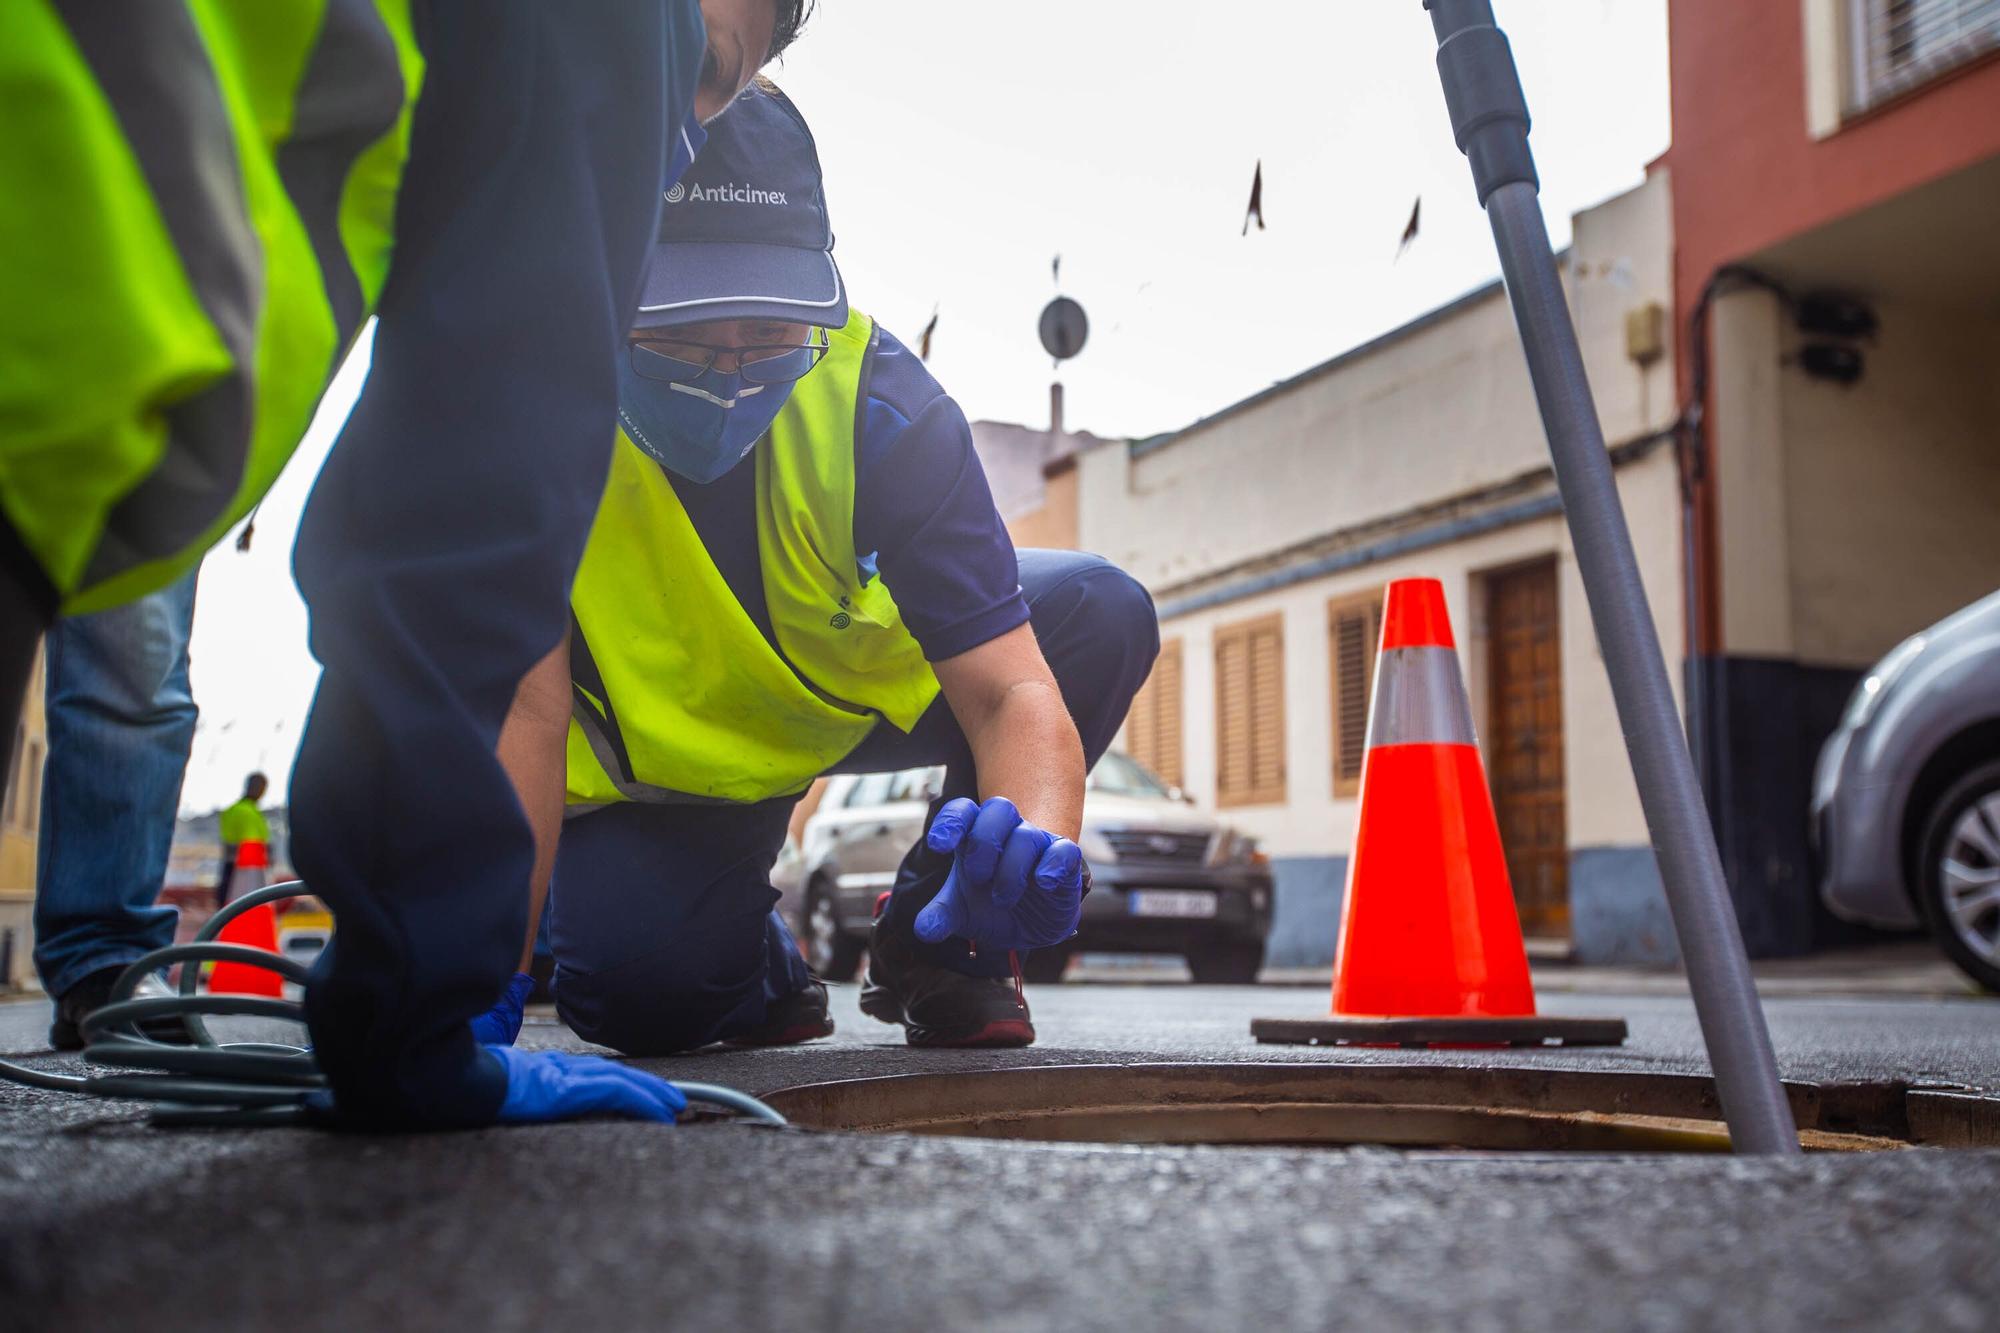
top-left (1916, 760), bottom-right (2000, 994)
top-left (1022, 943), bottom-right (1075, 985)
top-left (804, 879), bottom-right (864, 982)
top-left (1186, 940), bottom-right (1265, 985)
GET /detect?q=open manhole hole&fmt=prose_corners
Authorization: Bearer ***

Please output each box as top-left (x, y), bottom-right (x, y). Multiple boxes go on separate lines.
top-left (762, 1064), bottom-right (2000, 1153)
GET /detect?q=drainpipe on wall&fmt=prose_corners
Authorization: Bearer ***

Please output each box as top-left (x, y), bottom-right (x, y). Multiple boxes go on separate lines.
top-left (1677, 263), bottom-right (1791, 803)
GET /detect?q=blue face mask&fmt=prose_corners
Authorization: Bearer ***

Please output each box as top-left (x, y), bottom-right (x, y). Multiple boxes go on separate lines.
top-left (616, 351), bottom-right (795, 484)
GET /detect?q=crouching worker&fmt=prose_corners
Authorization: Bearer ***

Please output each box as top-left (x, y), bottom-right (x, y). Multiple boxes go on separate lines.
top-left (482, 85), bottom-right (1158, 1055)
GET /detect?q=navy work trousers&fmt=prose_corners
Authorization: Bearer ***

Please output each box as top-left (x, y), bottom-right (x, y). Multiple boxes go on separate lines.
top-left (551, 549), bottom-right (1159, 1056)
top-left (292, 1), bottom-right (705, 1128)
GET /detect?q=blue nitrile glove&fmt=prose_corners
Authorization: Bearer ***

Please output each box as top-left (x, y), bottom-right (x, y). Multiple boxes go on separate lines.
top-left (469, 971), bottom-right (535, 1046)
top-left (913, 796), bottom-right (1085, 952)
top-left (486, 1046), bottom-right (688, 1124)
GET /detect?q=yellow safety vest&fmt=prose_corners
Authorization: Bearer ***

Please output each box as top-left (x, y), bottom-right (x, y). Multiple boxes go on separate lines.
top-left (0, 0), bottom-right (423, 613)
top-left (567, 309), bottom-right (942, 807)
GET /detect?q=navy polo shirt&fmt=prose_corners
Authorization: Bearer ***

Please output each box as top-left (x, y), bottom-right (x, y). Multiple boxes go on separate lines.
top-left (667, 327), bottom-right (1029, 663)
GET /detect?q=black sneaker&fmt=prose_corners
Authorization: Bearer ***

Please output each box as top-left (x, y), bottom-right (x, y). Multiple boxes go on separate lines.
top-left (48, 966), bottom-right (194, 1052)
top-left (724, 974), bottom-right (835, 1047)
top-left (859, 917), bottom-right (1035, 1048)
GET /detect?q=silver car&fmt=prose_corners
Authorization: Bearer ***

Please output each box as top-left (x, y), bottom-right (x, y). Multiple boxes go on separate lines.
top-left (785, 751), bottom-right (1276, 984)
top-left (1814, 588), bottom-right (2000, 989)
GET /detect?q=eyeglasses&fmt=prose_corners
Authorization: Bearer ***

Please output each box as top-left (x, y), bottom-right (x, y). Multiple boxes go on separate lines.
top-left (628, 326), bottom-right (829, 386)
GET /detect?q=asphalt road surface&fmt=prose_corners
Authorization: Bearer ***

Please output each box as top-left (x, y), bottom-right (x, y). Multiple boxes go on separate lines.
top-left (4, 975), bottom-right (1998, 1331)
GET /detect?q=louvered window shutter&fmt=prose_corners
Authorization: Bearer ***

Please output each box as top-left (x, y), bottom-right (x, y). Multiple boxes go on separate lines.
top-left (1124, 638), bottom-right (1184, 788)
top-left (1216, 614), bottom-right (1285, 807)
top-left (1330, 592), bottom-right (1385, 797)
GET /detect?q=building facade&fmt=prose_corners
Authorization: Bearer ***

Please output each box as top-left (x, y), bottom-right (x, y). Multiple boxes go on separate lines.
top-left (1, 646), bottom-right (47, 989)
top-left (1667, 0), bottom-right (2000, 954)
top-left (1081, 175), bottom-right (1684, 966)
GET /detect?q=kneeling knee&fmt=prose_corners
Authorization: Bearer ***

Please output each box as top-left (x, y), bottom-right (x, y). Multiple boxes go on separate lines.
top-left (1086, 563), bottom-right (1159, 657)
top-left (554, 971), bottom-right (727, 1057)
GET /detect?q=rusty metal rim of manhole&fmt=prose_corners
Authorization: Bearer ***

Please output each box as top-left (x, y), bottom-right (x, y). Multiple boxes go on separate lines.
top-left (759, 1063), bottom-right (2000, 1153)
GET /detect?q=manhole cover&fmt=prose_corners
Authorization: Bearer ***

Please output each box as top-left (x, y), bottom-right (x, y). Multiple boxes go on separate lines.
top-left (763, 1064), bottom-right (2000, 1153)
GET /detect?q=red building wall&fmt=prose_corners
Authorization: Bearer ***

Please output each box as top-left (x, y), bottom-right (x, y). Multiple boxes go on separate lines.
top-left (1665, 0), bottom-right (2000, 321)
top-left (1663, 0), bottom-right (2000, 653)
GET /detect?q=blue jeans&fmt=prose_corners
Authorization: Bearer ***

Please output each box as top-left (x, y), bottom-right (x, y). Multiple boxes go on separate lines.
top-left (549, 550), bottom-right (1159, 1055)
top-left (32, 570), bottom-right (199, 997)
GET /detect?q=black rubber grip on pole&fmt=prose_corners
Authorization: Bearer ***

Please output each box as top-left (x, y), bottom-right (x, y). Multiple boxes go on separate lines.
top-left (1427, 4), bottom-right (1538, 203)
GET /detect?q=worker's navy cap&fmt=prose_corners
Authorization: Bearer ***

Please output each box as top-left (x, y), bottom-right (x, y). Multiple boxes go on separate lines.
top-left (634, 84), bottom-right (847, 329)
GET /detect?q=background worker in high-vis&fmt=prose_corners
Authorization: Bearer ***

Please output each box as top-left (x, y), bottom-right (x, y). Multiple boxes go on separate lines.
top-left (215, 770), bottom-right (271, 907)
top-left (0, 0), bottom-right (812, 1126)
top-left (470, 85), bottom-right (1161, 1057)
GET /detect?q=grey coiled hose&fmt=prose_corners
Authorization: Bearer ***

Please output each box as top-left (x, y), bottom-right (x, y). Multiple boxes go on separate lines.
top-left (0, 881), bottom-right (785, 1128)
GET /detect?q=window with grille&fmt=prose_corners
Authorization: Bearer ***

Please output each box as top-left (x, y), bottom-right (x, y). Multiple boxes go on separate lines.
top-left (1329, 591), bottom-right (1385, 799)
top-left (1847, 0), bottom-right (2000, 112)
top-left (1123, 637), bottom-right (1184, 789)
top-left (1214, 613), bottom-right (1286, 808)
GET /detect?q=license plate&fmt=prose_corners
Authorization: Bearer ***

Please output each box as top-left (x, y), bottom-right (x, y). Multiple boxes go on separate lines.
top-left (1127, 889), bottom-right (1218, 919)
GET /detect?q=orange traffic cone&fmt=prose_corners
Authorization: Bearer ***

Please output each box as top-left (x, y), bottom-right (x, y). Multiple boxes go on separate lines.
top-left (1254, 578), bottom-right (1624, 1047)
top-left (208, 841), bottom-right (284, 998)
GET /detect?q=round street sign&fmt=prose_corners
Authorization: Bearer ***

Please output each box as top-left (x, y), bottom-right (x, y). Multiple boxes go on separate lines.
top-left (1039, 296), bottom-right (1089, 362)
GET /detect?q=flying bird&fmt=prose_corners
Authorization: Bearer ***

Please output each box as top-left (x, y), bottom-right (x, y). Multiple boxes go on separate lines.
top-left (1242, 160), bottom-right (1265, 236)
top-left (1051, 253), bottom-right (1062, 287)
top-left (918, 305), bottom-right (939, 361)
top-left (1395, 196), bottom-right (1421, 261)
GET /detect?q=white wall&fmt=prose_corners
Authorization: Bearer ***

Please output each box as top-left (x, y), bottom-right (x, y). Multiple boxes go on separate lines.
top-left (1781, 297), bottom-right (2000, 665)
top-left (1138, 449), bottom-right (1681, 860)
top-left (1083, 285), bottom-right (1546, 594)
top-left (1712, 288), bottom-right (1798, 658)
top-left (1712, 289), bottom-right (2000, 666)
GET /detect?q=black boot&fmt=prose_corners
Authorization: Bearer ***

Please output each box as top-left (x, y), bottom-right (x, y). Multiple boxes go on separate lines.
top-left (859, 916), bottom-right (1034, 1048)
top-left (724, 973), bottom-right (835, 1047)
top-left (48, 966), bottom-right (194, 1052)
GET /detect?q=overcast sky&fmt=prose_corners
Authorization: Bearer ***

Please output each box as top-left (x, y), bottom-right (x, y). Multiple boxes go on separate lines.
top-left (178, 0), bottom-right (1670, 813)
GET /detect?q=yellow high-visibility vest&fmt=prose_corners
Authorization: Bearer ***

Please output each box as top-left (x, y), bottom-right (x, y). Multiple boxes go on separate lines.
top-left (0, 0), bottom-right (423, 612)
top-left (567, 309), bottom-right (941, 807)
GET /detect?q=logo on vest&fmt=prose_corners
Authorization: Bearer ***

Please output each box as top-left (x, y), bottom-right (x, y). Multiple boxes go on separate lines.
top-left (668, 181), bottom-right (790, 208)
top-left (829, 595), bottom-right (852, 631)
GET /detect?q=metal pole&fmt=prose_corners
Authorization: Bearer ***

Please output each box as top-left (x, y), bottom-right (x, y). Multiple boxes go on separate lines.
top-left (1423, 0), bottom-right (1800, 1154)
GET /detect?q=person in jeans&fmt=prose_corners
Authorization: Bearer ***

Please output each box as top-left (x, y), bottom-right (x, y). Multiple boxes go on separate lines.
top-left (35, 572), bottom-right (198, 1050)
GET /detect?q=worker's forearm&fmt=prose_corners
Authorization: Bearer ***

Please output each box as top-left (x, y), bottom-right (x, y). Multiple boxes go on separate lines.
top-left (496, 633), bottom-right (571, 971)
top-left (964, 679), bottom-right (1084, 841)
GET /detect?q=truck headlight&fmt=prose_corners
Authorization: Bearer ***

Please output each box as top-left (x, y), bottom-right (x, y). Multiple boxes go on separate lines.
top-left (1208, 830), bottom-right (1265, 867)
top-left (1207, 829), bottom-right (1236, 866)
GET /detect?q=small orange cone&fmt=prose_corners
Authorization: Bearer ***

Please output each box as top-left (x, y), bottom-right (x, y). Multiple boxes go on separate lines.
top-left (1254, 578), bottom-right (1624, 1047)
top-left (209, 841), bottom-right (284, 998)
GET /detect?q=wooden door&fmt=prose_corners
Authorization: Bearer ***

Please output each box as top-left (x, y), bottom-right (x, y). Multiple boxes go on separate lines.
top-left (1486, 560), bottom-right (1568, 937)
